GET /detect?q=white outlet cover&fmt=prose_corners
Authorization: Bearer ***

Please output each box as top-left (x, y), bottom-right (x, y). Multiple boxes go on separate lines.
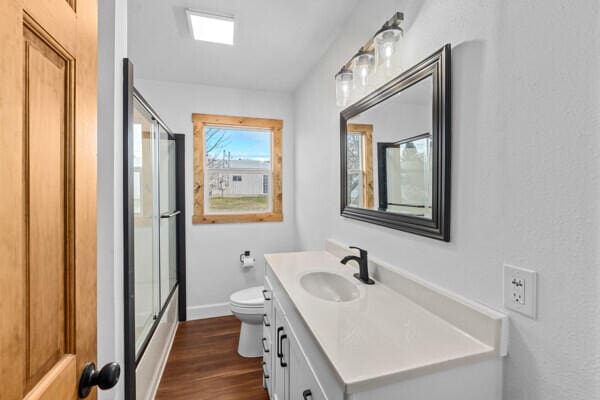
top-left (503, 264), bottom-right (537, 319)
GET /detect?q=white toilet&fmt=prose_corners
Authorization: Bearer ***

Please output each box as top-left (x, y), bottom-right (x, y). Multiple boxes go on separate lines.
top-left (229, 285), bottom-right (265, 357)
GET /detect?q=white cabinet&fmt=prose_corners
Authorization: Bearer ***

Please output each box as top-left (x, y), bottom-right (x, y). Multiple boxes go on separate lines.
top-left (264, 275), bottom-right (327, 400)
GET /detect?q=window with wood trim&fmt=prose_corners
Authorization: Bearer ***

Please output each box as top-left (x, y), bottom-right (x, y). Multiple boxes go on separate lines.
top-left (193, 114), bottom-right (283, 224)
top-left (347, 124), bottom-right (374, 208)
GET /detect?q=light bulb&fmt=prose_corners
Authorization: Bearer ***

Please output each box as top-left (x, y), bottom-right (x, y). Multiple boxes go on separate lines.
top-left (341, 81), bottom-right (350, 94)
top-left (335, 68), bottom-right (353, 107)
top-left (375, 27), bottom-right (402, 72)
top-left (383, 42), bottom-right (394, 58)
top-left (359, 64), bottom-right (368, 85)
top-left (381, 41), bottom-right (394, 69)
top-left (352, 51), bottom-right (374, 89)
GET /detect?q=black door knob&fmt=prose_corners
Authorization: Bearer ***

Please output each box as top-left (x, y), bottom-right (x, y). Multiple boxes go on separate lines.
top-left (78, 362), bottom-right (120, 398)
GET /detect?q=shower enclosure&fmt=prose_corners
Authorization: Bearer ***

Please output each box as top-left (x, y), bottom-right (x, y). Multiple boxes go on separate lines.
top-left (123, 59), bottom-right (186, 399)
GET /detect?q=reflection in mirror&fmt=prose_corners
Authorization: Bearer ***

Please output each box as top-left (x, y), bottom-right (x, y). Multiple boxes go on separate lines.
top-left (378, 134), bottom-right (432, 217)
top-left (346, 124), bottom-right (373, 208)
top-left (346, 76), bottom-right (433, 219)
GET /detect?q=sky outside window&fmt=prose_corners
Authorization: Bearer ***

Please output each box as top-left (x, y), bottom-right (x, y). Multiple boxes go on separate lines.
top-left (205, 127), bottom-right (271, 162)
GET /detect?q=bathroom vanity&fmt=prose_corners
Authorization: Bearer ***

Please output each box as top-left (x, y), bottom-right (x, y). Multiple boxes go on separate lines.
top-left (262, 240), bottom-right (507, 400)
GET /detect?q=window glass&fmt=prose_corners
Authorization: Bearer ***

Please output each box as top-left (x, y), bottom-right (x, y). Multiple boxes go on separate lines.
top-left (347, 132), bottom-right (363, 207)
top-left (204, 127), bottom-right (272, 213)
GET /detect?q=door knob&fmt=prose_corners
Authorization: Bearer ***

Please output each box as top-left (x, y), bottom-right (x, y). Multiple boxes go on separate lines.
top-left (78, 362), bottom-right (120, 398)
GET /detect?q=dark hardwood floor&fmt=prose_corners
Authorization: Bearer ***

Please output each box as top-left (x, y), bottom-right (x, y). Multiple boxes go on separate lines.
top-left (156, 316), bottom-right (269, 400)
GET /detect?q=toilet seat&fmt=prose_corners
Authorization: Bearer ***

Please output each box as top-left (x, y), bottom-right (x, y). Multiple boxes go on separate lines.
top-left (230, 303), bottom-right (263, 315)
top-left (230, 285), bottom-right (264, 308)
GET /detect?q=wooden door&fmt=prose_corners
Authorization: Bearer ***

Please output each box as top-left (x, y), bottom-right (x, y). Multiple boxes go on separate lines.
top-left (0, 0), bottom-right (98, 399)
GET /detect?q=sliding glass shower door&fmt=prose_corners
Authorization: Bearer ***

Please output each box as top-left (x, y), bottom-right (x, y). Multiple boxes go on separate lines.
top-left (131, 95), bottom-right (180, 359)
top-left (124, 59), bottom-right (187, 400)
top-left (132, 98), bottom-right (159, 356)
top-left (159, 126), bottom-right (178, 308)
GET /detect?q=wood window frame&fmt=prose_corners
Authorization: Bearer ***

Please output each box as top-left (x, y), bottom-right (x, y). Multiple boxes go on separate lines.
top-left (192, 113), bottom-right (283, 224)
top-left (347, 123), bottom-right (374, 209)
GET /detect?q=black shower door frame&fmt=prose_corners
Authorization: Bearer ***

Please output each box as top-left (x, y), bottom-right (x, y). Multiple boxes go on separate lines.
top-left (123, 58), bottom-right (187, 400)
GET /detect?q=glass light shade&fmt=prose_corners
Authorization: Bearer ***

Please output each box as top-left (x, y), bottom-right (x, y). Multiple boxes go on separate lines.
top-left (375, 27), bottom-right (402, 70)
top-left (335, 68), bottom-right (353, 107)
top-left (352, 51), bottom-right (374, 89)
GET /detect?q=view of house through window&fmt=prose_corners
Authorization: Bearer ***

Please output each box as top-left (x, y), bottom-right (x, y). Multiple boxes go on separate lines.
top-left (205, 126), bottom-right (272, 213)
top-left (192, 114), bottom-right (283, 224)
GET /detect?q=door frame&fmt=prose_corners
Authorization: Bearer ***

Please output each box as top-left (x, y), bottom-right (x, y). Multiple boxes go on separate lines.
top-left (122, 58), bottom-right (187, 399)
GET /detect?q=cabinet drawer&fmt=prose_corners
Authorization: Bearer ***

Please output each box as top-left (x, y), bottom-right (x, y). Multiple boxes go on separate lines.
top-left (262, 330), bottom-right (272, 356)
top-left (262, 360), bottom-right (272, 394)
top-left (263, 325), bottom-right (274, 390)
top-left (263, 311), bottom-right (273, 330)
top-left (264, 276), bottom-right (274, 320)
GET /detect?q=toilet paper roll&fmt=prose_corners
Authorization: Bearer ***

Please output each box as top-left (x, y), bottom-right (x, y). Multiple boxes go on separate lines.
top-left (241, 256), bottom-right (255, 268)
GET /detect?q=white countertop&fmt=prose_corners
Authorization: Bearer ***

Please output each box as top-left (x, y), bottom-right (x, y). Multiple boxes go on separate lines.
top-left (265, 250), bottom-right (497, 393)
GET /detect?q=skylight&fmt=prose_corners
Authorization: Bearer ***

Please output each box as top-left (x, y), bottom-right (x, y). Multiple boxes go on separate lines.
top-left (186, 10), bottom-right (235, 46)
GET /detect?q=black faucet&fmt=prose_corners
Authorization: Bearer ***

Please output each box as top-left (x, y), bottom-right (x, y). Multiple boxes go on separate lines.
top-left (340, 246), bottom-right (375, 285)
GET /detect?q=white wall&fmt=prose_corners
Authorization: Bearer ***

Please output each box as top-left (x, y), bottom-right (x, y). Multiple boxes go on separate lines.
top-left (135, 78), bottom-right (298, 316)
top-left (294, 1), bottom-right (600, 400)
top-left (97, 0), bottom-right (127, 399)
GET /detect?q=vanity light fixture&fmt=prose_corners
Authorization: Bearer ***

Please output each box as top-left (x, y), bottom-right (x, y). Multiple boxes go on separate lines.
top-left (335, 12), bottom-right (404, 106)
top-left (186, 9), bottom-right (235, 45)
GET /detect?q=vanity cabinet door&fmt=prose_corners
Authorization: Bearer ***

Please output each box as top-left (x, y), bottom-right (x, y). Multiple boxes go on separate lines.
top-left (288, 331), bottom-right (327, 400)
top-left (273, 298), bottom-right (291, 400)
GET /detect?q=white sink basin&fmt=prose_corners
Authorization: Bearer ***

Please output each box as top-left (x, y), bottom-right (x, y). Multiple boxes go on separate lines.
top-left (300, 272), bottom-right (361, 302)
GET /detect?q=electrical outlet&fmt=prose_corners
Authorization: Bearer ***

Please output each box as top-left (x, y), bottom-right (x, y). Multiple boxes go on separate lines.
top-left (511, 277), bottom-right (525, 304)
top-left (503, 264), bottom-right (537, 319)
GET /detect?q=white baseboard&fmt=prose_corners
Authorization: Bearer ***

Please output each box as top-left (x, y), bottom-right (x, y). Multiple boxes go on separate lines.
top-left (187, 302), bottom-right (232, 320)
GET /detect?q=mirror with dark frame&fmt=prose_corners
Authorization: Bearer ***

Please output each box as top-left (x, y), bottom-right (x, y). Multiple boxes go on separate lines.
top-left (340, 45), bottom-right (450, 241)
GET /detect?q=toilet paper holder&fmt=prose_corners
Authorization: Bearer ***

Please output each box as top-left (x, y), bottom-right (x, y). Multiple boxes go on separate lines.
top-left (240, 250), bottom-right (255, 267)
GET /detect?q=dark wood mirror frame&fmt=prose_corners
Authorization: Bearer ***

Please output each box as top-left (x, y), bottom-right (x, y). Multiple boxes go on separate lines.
top-left (340, 44), bottom-right (451, 241)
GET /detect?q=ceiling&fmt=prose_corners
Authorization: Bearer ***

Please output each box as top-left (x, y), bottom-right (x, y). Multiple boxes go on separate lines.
top-left (128, 0), bottom-right (360, 91)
